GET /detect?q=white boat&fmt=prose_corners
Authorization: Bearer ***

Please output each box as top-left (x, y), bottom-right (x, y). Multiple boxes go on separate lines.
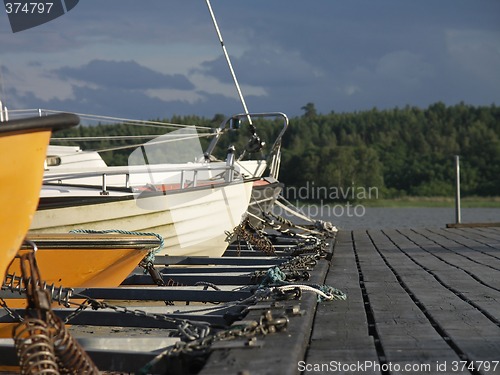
top-left (1, 107), bottom-right (287, 257)
top-left (32, 178), bottom-right (254, 257)
top-left (32, 143), bottom-right (255, 257)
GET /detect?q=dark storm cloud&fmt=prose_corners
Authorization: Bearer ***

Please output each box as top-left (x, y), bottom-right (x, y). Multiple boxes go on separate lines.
top-left (6, 84), bottom-right (244, 120)
top-left (55, 60), bottom-right (194, 90)
top-left (1, 0), bottom-right (499, 117)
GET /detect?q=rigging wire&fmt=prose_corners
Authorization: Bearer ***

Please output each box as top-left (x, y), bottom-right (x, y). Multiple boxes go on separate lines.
top-left (56, 132), bottom-right (216, 154)
top-left (50, 135), bottom-right (167, 141)
top-left (10, 108), bottom-right (215, 131)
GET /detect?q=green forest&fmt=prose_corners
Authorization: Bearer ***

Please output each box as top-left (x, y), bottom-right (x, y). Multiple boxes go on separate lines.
top-left (54, 102), bottom-right (500, 200)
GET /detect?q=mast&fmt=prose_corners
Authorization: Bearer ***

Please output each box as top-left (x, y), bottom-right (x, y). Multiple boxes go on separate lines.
top-left (205, 0), bottom-right (252, 125)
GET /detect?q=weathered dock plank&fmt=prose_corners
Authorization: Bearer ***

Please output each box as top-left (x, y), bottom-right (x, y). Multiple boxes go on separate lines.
top-left (427, 228), bottom-right (500, 261)
top-left (379, 229), bottom-right (500, 365)
top-left (467, 227), bottom-right (500, 243)
top-left (200, 259), bottom-right (331, 375)
top-left (356, 230), bottom-right (462, 373)
top-left (303, 227), bottom-right (500, 375)
top-left (393, 229), bottom-right (500, 318)
top-left (306, 230), bottom-right (380, 374)
top-left (199, 228), bottom-right (500, 375)
top-left (446, 223), bottom-right (500, 229)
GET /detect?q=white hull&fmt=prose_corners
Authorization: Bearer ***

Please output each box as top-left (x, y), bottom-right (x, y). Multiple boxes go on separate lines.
top-left (30, 180), bottom-right (253, 257)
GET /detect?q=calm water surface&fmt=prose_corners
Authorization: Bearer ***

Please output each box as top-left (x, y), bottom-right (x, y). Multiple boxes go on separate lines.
top-left (300, 206), bottom-right (500, 231)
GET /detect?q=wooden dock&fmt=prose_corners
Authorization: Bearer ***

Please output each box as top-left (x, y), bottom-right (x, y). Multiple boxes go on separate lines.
top-left (1, 227), bottom-right (499, 374)
top-left (307, 227), bottom-right (500, 375)
top-left (204, 227), bottom-right (500, 375)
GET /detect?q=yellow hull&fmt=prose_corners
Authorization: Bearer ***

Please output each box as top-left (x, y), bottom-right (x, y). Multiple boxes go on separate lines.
top-left (0, 130), bottom-right (50, 280)
top-left (10, 234), bottom-right (156, 287)
top-left (0, 113), bottom-right (79, 280)
top-left (1, 233), bottom-right (160, 337)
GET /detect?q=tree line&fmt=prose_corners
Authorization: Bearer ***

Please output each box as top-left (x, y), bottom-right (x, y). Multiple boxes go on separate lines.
top-left (54, 102), bottom-right (500, 199)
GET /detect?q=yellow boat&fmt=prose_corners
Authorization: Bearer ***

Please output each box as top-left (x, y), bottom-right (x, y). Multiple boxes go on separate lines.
top-left (1, 232), bottom-right (161, 337)
top-left (0, 113), bottom-right (79, 280)
top-left (0, 113), bottom-right (164, 340)
top-left (10, 232), bottom-right (161, 288)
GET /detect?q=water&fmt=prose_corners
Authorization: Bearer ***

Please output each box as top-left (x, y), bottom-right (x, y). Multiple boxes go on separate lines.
top-left (287, 205), bottom-right (500, 231)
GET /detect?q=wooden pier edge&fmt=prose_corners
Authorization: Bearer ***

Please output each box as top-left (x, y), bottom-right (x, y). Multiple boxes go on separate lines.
top-left (199, 239), bottom-right (335, 375)
top-left (446, 222), bottom-right (500, 228)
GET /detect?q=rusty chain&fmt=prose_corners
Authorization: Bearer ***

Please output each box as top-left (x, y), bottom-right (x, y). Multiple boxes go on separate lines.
top-left (229, 217), bottom-right (276, 255)
top-left (137, 309), bottom-right (288, 374)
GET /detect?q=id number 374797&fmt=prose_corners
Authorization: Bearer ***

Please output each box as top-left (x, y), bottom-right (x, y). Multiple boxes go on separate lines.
top-left (5, 2), bottom-right (54, 14)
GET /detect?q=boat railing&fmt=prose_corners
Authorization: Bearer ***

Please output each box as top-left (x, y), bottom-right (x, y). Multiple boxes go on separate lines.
top-left (205, 112), bottom-right (289, 180)
top-left (5, 108), bottom-right (286, 180)
top-left (43, 161), bottom-right (240, 195)
top-left (0, 108), bottom-right (45, 121)
top-left (0, 100), bottom-right (6, 122)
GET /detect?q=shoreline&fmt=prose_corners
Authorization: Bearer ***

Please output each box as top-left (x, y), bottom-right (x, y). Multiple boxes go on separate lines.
top-left (284, 196), bottom-right (500, 209)
top-left (362, 196), bottom-right (500, 208)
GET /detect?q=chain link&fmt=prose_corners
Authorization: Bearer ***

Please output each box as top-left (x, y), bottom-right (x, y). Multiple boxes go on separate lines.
top-left (0, 296), bottom-right (24, 322)
top-left (137, 309), bottom-right (288, 374)
top-left (70, 296), bottom-right (213, 342)
top-left (228, 218), bottom-right (276, 255)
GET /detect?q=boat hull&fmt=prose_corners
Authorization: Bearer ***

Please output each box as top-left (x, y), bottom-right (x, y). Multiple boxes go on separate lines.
top-left (31, 180), bottom-right (254, 257)
top-left (0, 113), bottom-right (79, 280)
top-left (0, 232), bottom-right (160, 337)
top-left (10, 233), bottom-right (159, 287)
top-left (0, 131), bottom-right (49, 280)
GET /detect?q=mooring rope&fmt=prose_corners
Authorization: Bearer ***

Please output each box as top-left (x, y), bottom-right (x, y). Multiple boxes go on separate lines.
top-left (259, 266), bottom-right (347, 302)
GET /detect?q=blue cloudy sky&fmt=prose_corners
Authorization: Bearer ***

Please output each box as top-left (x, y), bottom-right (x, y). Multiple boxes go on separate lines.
top-left (1, 1), bottom-right (499, 119)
